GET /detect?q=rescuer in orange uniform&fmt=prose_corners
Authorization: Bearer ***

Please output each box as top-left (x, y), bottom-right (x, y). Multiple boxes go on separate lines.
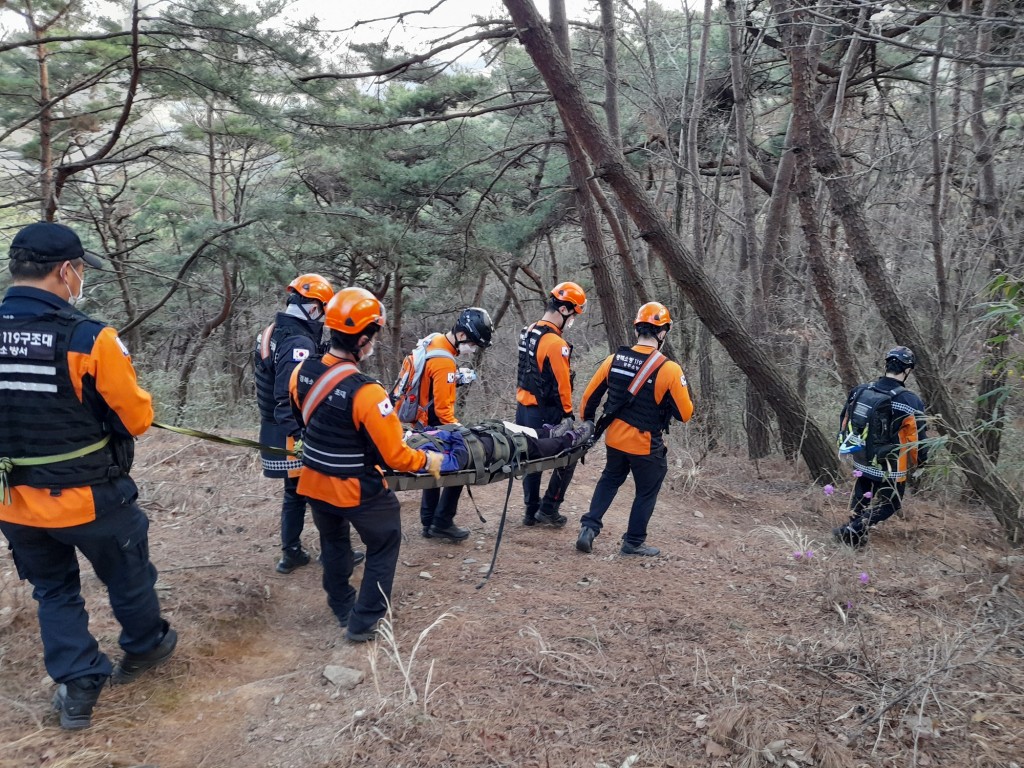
top-left (515, 282), bottom-right (586, 528)
top-left (289, 287), bottom-right (442, 642)
top-left (575, 302), bottom-right (694, 556)
top-left (417, 307), bottom-right (493, 542)
top-left (0, 222), bottom-right (176, 729)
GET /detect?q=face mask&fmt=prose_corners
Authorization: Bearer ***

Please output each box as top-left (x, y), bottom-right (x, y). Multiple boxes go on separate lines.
top-left (460, 342), bottom-right (479, 355)
top-left (63, 263), bottom-right (85, 306)
top-left (302, 302), bottom-right (324, 322)
top-left (564, 317), bottom-right (575, 331)
top-left (359, 340), bottom-right (376, 360)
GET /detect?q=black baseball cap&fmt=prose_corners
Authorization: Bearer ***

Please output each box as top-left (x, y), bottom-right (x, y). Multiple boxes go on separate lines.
top-left (9, 222), bottom-right (103, 268)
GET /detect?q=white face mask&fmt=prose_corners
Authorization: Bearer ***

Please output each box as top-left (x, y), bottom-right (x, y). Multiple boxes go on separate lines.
top-left (564, 316), bottom-right (575, 331)
top-left (303, 302), bottom-right (324, 322)
top-left (359, 340), bottom-right (376, 360)
top-left (63, 262), bottom-right (85, 306)
top-left (459, 342), bottom-right (479, 355)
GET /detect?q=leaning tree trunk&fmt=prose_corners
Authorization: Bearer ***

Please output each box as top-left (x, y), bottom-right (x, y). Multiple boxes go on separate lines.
top-left (776, 0), bottom-right (1023, 542)
top-left (504, 0), bottom-right (840, 480)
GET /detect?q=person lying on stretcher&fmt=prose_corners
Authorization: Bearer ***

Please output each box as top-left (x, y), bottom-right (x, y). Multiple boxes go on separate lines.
top-left (405, 419), bottom-right (595, 475)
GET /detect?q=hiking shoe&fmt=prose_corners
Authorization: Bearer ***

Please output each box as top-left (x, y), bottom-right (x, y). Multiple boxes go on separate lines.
top-left (428, 523), bottom-right (470, 541)
top-left (317, 550), bottom-right (366, 566)
top-left (567, 420), bottom-right (595, 448)
top-left (576, 527), bottom-right (596, 553)
top-left (111, 625), bottom-right (178, 685)
top-left (546, 418), bottom-right (575, 439)
top-left (345, 623), bottom-right (380, 643)
top-left (52, 674), bottom-right (106, 730)
top-left (620, 541), bottom-right (660, 556)
top-left (521, 514), bottom-right (537, 527)
top-left (833, 525), bottom-right (868, 549)
top-left (276, 547), bottom-right (311, 574)
top-left (422, 526), bottom-right (434, 538)
top-left (535, 511), bottom-right (567, 528)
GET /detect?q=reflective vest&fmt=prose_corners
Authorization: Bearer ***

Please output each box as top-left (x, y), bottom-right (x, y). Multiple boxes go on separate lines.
top-left (294, 357), bottom-right (377, 479)
top-left (603, 346), bottom-right (670, 434)
top-left (0, 310), bottom-right (120, 489)
top-left (517, 323), bottom-right (571, 409)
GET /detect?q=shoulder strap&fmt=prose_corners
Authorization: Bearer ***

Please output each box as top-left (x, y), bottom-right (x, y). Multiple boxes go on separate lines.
top-left (259, 323), bottom-right (275, 361)
top-left (626, 350), bottom-right (667, 396)
top-left (300, 362), bottom-right (359, 425)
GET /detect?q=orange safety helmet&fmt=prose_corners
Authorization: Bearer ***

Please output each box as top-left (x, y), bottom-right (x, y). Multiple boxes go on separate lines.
top-left (325, 287), bottom-right (386, 335)
top-left (287, 273), bottom-right (334, 305)
top-left (550, 281), bottom-right (587, 314)
top-left (634, 301), bottom-right (671, 328)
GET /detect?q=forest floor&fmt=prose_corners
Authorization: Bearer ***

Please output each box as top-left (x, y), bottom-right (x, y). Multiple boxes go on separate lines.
top-left (1, 431), bottom-right (1022, 768)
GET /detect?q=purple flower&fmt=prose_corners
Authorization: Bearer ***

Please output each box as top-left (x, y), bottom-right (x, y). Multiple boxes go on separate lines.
top-left (863, 491), bottom-right (873, 500)
top-left (846, 601), bottom-right (854, 610)
top-left (823, 484), bottom-right (835, 496)
top-left (859, 572), bottom-right (870, 585)
top-left (804, 550), bottom-right (815, 560)
top-left (852, 470), bottom-right (863, 478)
top-left (792, 551), bottom-right (804, 560)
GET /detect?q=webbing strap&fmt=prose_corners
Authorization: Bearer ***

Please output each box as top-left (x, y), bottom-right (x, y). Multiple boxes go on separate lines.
top-left (300, 362), bottom-right (358, 425)
top-left (0, 435), bottom-right (111, 505)
top-left (628, 350), bottom-right (667, 395)
top-left (476, 474), bottom-right (516, 589)
top-left (153, 422), bottom-right (295, 456)
top-left (259, 323), bottom-right (275, 361)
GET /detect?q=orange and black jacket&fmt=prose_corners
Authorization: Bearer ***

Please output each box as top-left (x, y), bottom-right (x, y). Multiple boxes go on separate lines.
top-left (417, 333), bottom-right (458, 427)
top-left (289, 353), bottom-right (429, 508)
top-left (516, 320), bottom-right (573, 417)
top-left (0, 287), bottom-right (153, 527)
top-left (580, 344), bottom-right (694, 455)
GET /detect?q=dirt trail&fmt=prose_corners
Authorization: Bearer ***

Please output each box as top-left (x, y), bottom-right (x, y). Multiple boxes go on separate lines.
top-left (1, 432), bottom-right (1022, 768)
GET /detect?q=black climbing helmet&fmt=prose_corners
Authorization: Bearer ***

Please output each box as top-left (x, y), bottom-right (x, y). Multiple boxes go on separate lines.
top-left (885, 346), bottom-right (915, 372)
top-left (454, 307), bottom-right (493, 348)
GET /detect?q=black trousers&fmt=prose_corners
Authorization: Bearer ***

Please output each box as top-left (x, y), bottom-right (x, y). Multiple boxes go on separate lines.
top-left (0, 492), bottom-right (165, 685)
top-left (515, 403), bottom-right (577, 517)
top-left (848, 474), bottom-right (905, 532)
top-left (580, 445), bottom-right (668, 546)
top-left (309, 489), bottom-right (401, 635)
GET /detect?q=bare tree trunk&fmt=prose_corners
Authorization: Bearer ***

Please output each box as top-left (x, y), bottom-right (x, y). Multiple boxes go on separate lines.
top-left (504, 0), bottom-right (840, 480)
top-left (927, 16), bottom-right (950, 349)
top-left (725, 0), bottom-right (770, 460)
top-left (967, 0), bottom-right (1009, 464)
top-left (549, 0), bottom-right (627, 350)
top-left (773, 0), bottom-right (1023, 542)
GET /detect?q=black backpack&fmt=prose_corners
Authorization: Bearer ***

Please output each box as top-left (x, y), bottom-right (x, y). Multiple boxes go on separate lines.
top-left (839, 383), bottom-right (906, 464)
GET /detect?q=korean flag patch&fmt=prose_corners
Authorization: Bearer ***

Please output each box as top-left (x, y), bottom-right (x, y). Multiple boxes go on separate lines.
top-left (561, 345), bottom-right (570, 358)
top-left (378, 398), bottom-right (394, 417)
top-left (292, 348), bottom-right (310, 362)
top-left (447, 372), bottom-right (456, 384)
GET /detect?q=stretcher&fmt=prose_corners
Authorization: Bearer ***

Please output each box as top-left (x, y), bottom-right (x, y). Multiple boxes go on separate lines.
top-left (383, 443), bottom-right (587, 492)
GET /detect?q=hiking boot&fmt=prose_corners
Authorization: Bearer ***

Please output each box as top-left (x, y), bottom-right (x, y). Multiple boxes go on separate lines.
top-left (833, 525), bottom-right (868, 549)
top-left (546, 418), bottom-right (575, 439)
top-left (428, 522), bottom-right (470, 541)
top-left (620, 541), bottom-right (660, 556)
top-left (576, 527), bottom-right (596, 553)
top-left (521, 514), bottom-right (537, 527)
top-left (276, 546), bottom-right (311, 574)
top-left (422, 526), bottom-right (434, 538)
top-left (535, 510), bottom-right (567, 528)
top-left (567, 420), bottom-right (595, 448)
top-left (345, 623), bottom-right (380, 643)
top-left (111, 625), bottom-right (178, 685)
top-left (52, 674), bottom-right (106, 730)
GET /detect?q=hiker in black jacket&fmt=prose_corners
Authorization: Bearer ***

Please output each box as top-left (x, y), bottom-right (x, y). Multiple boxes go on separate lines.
top-left (834, 346), bottom-right (928, 548)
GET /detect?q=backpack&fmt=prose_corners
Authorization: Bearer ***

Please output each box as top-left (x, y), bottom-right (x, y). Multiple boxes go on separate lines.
top-left (838, 383), bottom-right (906, 464)
top-left (404, 421), bottom-right (532, 482)
top-left (390, 334), bottom-right (457, 424)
